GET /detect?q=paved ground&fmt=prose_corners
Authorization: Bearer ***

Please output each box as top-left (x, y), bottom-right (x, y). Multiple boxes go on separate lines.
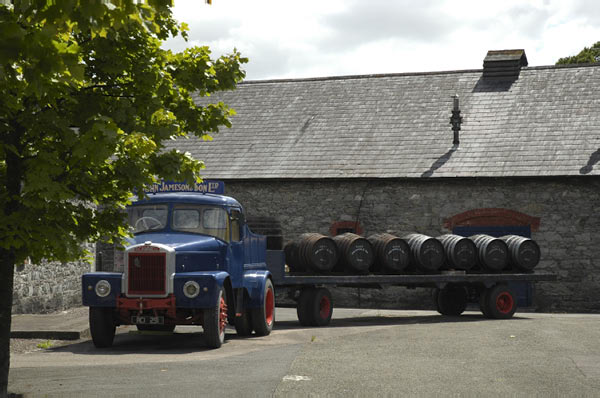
top-left (8, 308), bottom-right (600, 397)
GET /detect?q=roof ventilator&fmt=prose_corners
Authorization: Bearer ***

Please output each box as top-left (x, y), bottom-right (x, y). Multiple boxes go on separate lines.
top-left (450, 95), bottom-right (462, 145)
top-left (483, 49), bottom-right (528, 81)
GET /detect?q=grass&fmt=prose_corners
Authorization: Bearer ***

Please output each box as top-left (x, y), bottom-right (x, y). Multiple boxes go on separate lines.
top-left (36, 340), bottom-right (53, 349)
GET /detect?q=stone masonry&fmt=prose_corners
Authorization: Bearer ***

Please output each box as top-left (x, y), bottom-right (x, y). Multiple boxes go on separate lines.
top-left (222, 177), bottom-right (600, 313)
top-left (11, 244), bottom-right (94, 314)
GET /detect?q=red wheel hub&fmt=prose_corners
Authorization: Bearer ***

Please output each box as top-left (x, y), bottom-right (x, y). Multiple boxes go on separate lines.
top-left (496, 292), bottom-right (514, 314)
top-left (219, 297), bottom-right (228, 333)
top-left (265, 287), bottom-right (274, 326)
top-left (319, 296), bottom-right (331, 320)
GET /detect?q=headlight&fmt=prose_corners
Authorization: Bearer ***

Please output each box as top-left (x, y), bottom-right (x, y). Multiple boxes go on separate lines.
top-left (183, 281), bottom-right (200, 298)
top-left (95, 280), bottom-right (111, 298)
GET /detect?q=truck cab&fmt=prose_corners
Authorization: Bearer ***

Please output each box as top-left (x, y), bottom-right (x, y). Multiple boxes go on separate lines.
top-left (82, 189), bottom-right (275, 349)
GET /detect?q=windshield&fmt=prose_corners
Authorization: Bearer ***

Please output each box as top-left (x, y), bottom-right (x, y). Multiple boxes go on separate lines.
top-left (128, 205), bottom-right (168, 234)
top-left (172, 205), bottom-right (229, 241)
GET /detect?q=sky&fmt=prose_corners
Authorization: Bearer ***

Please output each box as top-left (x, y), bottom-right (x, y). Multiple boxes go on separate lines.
top-left (163, 0), bottom-right (600, 81)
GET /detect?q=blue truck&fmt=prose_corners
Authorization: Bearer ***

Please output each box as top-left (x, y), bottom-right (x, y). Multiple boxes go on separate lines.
top-left (82, 182), bottom-right (556, 349)
top-left (82, 185), bottom-right (274, 349)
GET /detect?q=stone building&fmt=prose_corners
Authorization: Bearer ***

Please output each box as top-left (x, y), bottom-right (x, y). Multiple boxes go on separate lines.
top-left (12, 244), bottom-right (94, 314)
top-left (164, 50), bottom-right (600, 312)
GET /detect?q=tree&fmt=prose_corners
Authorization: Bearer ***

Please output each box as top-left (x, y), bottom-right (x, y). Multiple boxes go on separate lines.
top-left (556, 41), bottom-right (600, 65)
top-left (0, 1), bottom-right (247, 395)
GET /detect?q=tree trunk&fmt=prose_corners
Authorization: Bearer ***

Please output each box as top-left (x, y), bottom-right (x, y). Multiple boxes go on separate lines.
top-left (1, 127), bottom-right (23, 397)
top-left (0, 251), bottom-right (15, 398)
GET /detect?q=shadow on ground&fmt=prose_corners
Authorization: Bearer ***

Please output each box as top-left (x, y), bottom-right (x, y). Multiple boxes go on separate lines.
top-left (46, 312), bottom-right (529, 356)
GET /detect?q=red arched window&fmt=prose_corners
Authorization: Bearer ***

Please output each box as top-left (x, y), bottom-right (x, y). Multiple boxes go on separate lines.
top-left (329, 221), bottom-right (363, 236)
top-left (443, 208), bottom-right (540, 232)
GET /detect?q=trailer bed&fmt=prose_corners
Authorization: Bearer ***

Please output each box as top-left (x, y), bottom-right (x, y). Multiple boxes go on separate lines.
top-left (273, 272), bottom-right (557, 288)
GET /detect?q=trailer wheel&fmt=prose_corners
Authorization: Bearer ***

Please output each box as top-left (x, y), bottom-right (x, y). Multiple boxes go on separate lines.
top-left (89, 307), bottom-right (116, 348)
top-left (136, 325), bottom-right (175, 332)
top-left (204, 287), bottom-right (228, 348)
top-left (435, 285), bottom-right (468, 316)
top-left (297, 288), bottom-right (315, 326)
top-left (479, 290), bottom-right (492, 318)
top-left (251, 278), bottom-right (275, 336)
top-left (485, 284), bottom-right (518, 319)
top-left (297, 288), bottom-right (333, 326)
top-left (311, 288), bottom-right (333, 326)
top-left (234, 309), bottom-right (253, 336)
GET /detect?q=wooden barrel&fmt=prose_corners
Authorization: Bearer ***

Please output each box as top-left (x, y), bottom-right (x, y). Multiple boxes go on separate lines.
top-left (470, 234), bottom-right (509, 272)
top-left (367, 233), bottom-right (410, 273)
top-left (284, 233), bottom-right (338, 273)
top-left (437, 234), bottom-right (477, 270)
top-left (403, 233), bottom-right (445, 272)
top-left (299, 233), bottom-right (338, 273)
top-left (332, 233), bottom-right (374, 274)
top-left (283, 240), bottom-right (302, 272)
top-left (500, 235), bottom-right (541, 271)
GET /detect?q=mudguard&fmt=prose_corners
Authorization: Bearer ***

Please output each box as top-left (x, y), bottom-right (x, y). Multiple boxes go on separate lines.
top-left (174, 271), bottom-right (229, 308)
top-left (82, 272), bottom-right (123, 307)
top-left (243, 270), bottom-right (272, 308)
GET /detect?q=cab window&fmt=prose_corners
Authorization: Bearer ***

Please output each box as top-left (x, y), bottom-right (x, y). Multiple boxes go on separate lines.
top-left (172, 205), bottom-right (229, 241)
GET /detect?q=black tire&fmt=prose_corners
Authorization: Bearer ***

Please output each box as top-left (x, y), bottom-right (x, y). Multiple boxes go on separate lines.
top-left (485, 284), bottom-right (518, 319)
top-left (436, 285), bottom-right (468, 316)
top-left (89, 307), bottom-right (116, 348)
top-left (204, 287), bottom-right (227, 348)
top-left (297, 288), bottom-right (315, 326)
top-left (310, 288), bottom-right (333, 326)
top-left (136, 324), bottom-right (175, 332)
top-left (479, 290), bottom-right (492, 318)
top-left (234, 309), bottom-right (253, 336)
top-left (251, 279), bottom-right (275, 336)
top-left (296, 288), bottom-right (333, 327)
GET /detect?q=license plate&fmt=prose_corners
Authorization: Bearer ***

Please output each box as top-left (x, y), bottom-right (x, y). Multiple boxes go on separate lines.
top-left (131, 315), bottom-right (164, 325)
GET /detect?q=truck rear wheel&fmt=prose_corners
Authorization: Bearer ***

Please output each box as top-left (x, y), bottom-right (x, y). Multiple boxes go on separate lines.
top-left (89, 307), bottom-right (116, 348)
top-left (204, 287), bottom-right (228, 348)
top-left (435, 285), bottom-right (468, 316)
top-left (251, 279), bottom-right (275, 336)
top-left (234, 309), bottom-right (253, 336)
top-left (485, 284), bottom-right (518, 319)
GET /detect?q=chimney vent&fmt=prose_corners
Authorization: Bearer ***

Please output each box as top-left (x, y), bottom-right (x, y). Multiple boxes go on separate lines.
top-left (483, 49), bottom-right (528, 80)
top-left (450, 95), bottom-right (462, 145)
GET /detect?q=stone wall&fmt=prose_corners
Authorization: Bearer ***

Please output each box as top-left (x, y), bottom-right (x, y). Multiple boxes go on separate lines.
top-left (222, 177), bottom-right (600, 313)
top-left (11, 244), bottom-right (94, 314)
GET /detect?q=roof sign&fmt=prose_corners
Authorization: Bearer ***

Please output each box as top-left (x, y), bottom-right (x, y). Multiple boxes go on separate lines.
top-left (144, 180), bottom-right (225, 195)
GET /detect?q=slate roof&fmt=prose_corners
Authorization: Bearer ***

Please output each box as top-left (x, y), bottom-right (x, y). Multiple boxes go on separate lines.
top-left (166, 63), bottom-right (600, 179)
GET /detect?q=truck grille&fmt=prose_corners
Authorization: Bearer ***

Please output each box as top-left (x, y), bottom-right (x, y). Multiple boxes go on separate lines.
top-left (127, 253), bottom-right (166, 295)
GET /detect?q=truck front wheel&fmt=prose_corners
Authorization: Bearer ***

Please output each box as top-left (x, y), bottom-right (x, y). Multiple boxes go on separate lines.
top-left (204, 287), bottom-right (228, 348)
top-left (89, 307), bottom-right (116, 348)
top-left (251, 279), bottom-right (275, 336)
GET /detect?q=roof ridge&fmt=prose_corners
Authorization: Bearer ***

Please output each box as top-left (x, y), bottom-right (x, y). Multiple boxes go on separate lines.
top-left (240, 63), bottom-right (600, 85)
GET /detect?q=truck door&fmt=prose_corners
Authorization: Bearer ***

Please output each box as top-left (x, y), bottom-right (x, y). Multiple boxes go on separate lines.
top-left (228, 208), bottom-right (244, 287)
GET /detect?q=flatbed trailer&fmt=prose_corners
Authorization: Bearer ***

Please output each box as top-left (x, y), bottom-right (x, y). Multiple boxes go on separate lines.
top-left (267, 251), bottom-right (557, 326)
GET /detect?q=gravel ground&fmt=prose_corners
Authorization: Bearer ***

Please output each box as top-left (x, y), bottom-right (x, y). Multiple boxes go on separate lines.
top-left (10, 338), bottom-right (82, 355)
top-left (10, 306), bottom-right (90, 355)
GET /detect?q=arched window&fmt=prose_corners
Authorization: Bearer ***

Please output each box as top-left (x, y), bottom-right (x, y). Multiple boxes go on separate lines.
top-left (329, 221), bottom-right (363, 236)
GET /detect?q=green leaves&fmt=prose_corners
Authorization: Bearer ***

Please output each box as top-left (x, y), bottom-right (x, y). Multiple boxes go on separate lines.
top-left (0, 0), bottom-right (246, 263)
top-left (556, 41), bottom-right (600, 65)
